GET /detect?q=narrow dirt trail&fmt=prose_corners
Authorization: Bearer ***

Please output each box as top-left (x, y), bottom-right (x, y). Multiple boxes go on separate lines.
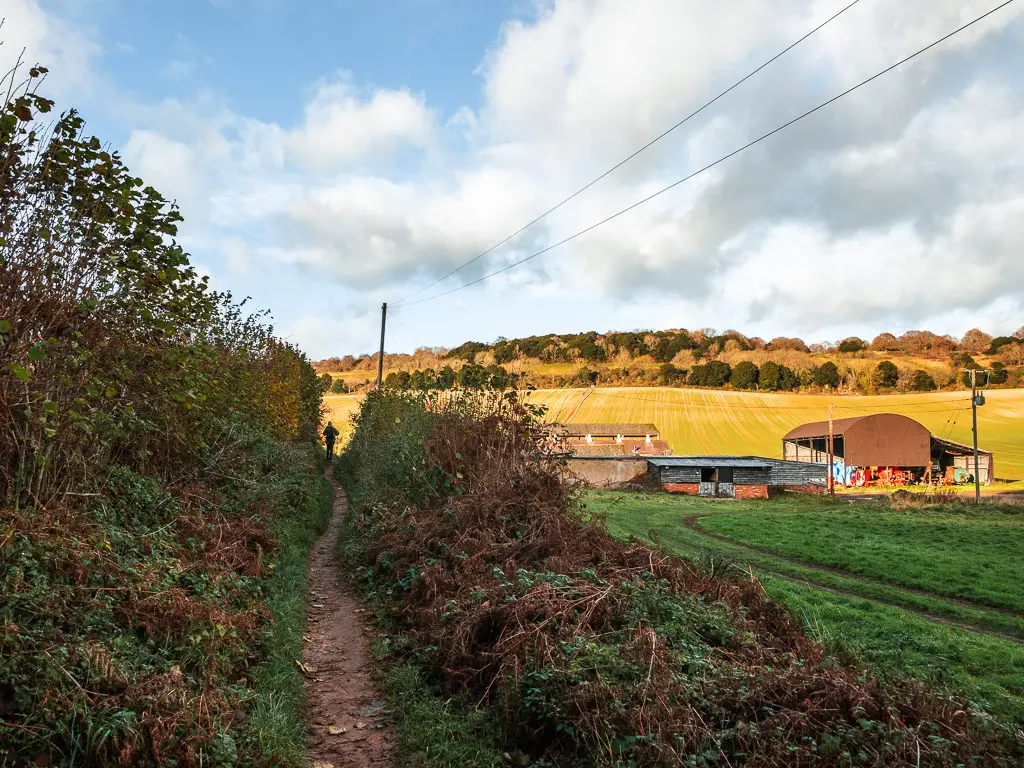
top-left (302, 479), bottom-right (393, 768)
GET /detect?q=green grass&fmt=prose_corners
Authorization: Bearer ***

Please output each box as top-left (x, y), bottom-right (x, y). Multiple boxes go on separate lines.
top-left (526, 386), bottom-right (1024, 479)
top-left (247, 472), bottom-right (334, 764)
top-left (380, 664), bottom-right (508, 768)
top-left (696, 498), bottom-right (1024, 613)
top-left (588, 490), bottom-right (1024, 725)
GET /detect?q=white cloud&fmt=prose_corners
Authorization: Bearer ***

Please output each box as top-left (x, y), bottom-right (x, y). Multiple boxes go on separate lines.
top-left (0, 0), bottom-right (100, 97)
top-left (13, 0), bottom-right (1024, 354)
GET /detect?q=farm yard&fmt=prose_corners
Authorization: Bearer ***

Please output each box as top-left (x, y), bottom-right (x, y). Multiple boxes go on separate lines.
top-left (528, 386), bottom-right (1024, 480)
top-left (589, 490), bottom-right (1024, 725)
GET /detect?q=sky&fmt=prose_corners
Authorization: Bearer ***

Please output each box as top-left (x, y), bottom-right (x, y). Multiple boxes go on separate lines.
top-left (4, 0), bottom-right (1024, 358)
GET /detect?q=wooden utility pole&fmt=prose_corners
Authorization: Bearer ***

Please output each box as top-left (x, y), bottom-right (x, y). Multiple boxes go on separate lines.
top-left (965, 368), bottom-right (987, 504)
top-left (376, 302), bottom-right (387, 390)
top-left (827, 403), bottom-right (835, 496)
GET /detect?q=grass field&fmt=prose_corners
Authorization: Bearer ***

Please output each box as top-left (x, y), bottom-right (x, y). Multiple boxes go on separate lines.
top-left (527, 386), bottom-right (1024, 480)
top-left (699, 502), bottom-right (1024, 613)
top-left (323, 394), bottom-right (362, 444)
top-left (588, 490), bottom-right (1024, 724)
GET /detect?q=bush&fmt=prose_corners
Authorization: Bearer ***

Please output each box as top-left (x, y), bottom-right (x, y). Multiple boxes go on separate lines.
top-left (330, 378), bottom-right (348, 394)
top-left (657, 362), bottom-right (683, 385)
top-left (910, 370), bottom-right (937, 391)
top-left (838, 337), bottom-right (866, 353)
top-left (990, 362), bottom-right (1008, 385)
top-left (812, 361), bottom-right (841, 388)
top-left (731, 361), bottom-right (759, 390)
top-left (873, 360), bottom-right (900, 389)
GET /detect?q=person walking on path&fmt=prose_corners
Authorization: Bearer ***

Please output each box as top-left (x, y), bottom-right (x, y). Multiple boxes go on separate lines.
top-left (323, 421), bottom-right (340, 461)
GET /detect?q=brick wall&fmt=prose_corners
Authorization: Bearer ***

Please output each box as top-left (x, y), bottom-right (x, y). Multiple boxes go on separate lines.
top-left (734, 484), bottom-right (769, 500)
top-left (663, 482), bottom-right (700, 495)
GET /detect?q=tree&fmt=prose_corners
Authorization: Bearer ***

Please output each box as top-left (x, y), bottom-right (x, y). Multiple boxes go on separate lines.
top-left (812, 362), bottom-right (840, 388)
top-left (658, 363), bottom-right (683, 385)
top-left (436, 365), bottom-right (457, 389)
top-left (1015, 325), bottom-right (1024, 340)
top-left (910, 370), bottom-right (937, 391)
top-left (759, 361), bottom-right (780, 391)
top-left (731, 361), bottom-right (759, 390)
top-left (688, 361), bottom-right (732, 387)
top-left (574, 366), bottom-right (598, 386)
top-left (778, 365), bottom-right (800, 391)
top-left (318, 373), bottom-right (333, 392)
top-left (870, 332), bottom-right (900, 352)
top-left (873, 361), bottom-right (899, 389)
top-left (960, 328), bottom-right (993, 355)
top-left (837, 337), bottom-right (866, 354)
top-left (330, 379), bottom-right (348, 394)
top-left (989, 362), bottom-right (1008, 385)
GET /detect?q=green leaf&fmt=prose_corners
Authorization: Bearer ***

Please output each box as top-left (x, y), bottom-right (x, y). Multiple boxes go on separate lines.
top-left (0, 319), bottom-right (11, 334)
top-left (29, 343), bottom-right (48, 362)
top-left (9, 362), bottom-right (31, 381)
top-left (42, 400), bottom-right (58, 414)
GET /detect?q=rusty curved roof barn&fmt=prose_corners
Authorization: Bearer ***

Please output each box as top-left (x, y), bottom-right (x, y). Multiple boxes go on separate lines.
top-left (783, 412), bottom-right (931, 467)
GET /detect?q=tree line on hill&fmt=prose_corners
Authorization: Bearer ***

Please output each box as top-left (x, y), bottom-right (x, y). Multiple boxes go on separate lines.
top-left (316, 324), bottom-right (1024, 395)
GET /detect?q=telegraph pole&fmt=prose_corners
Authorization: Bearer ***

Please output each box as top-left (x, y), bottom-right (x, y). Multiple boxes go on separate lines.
top-left (376, 302), bottom-right (387, 390)
top-left (827, 403), bottom-right (835, 496)
top-left (965, 368), bottom-right (988, 504)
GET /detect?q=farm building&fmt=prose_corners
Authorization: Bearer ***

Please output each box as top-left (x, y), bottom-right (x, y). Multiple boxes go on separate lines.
top-left (646, 457), bottom-right (827, 498)
top-left (782, 413), bottom-right (994, 485)
top-left (552, 422), bottom-right (672, 457)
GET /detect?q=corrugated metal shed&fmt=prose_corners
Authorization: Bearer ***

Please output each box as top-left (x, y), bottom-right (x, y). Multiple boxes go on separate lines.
top-left (783, 413), bottom-right (930, 467)
top-left (647, 457), bottom-right (771, 468)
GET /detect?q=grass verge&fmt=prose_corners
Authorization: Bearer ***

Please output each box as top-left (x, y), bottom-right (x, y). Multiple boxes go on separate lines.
top-left (379, 662), bottom-right (508, 768)
top-left (247, 471), bottom-right (333, 764)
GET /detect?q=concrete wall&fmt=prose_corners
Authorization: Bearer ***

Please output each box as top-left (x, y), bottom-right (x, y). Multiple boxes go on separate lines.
top-left (566, 457), bottom-right (649, 488)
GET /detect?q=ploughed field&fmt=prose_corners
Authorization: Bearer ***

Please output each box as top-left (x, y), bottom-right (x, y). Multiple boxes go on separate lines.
top-left (589, 490), bottom-right (1024, 725)
top-left (527, 386), bottom-right (1024, 480)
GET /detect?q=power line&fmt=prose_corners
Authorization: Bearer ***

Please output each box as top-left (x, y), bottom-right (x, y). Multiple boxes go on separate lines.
top-left (395, 0), bottom-right (1016, 309)
top-left (393, 0), bottom-right (864, 304)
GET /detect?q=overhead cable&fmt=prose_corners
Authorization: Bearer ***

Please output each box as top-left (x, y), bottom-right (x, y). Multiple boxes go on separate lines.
top-left (393, 0), bottom-right (864, 304)
top-left (394, 0), bottom-right (1016, 309)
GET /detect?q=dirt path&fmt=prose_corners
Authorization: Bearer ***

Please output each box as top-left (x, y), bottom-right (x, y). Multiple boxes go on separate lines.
top-left (302, 480), bottom-right (393, 768)
top-left (681, 513), bottom-right (1024, 643)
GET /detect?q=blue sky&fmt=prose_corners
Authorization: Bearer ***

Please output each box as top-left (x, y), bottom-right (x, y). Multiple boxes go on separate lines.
top-left (7, 0), bottom-right (1024, 358)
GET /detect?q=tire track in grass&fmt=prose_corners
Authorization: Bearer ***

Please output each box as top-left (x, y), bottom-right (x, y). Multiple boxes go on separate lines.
top-left (680, 514), bottom-right (1024, 643)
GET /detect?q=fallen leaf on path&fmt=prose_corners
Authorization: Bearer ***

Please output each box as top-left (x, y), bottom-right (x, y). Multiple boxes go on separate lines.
top-left (295, 660), bottom-right (317, 675)
top-left (354, 722), bottom-right (367, 729)
top-left (302, 635), bottom-right (313, 642)
top-left (312, 762), bottom-right (334, 768)
top-left (327, 725), bottom-right (347, 735)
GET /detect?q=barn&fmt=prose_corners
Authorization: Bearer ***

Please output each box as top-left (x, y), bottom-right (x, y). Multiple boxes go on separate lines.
top-left (647, 457), bottom-right (827, 499)
top-left (782, 413), bottom-right (994, 485)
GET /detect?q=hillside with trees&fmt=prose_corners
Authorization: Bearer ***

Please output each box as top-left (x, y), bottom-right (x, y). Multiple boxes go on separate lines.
top-left (316, 326), bottom-right (1024, 395)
